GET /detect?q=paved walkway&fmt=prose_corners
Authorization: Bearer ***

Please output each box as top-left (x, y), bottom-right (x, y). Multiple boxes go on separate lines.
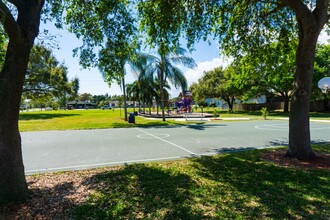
top-left (22, 120), bottom-right (330, 175)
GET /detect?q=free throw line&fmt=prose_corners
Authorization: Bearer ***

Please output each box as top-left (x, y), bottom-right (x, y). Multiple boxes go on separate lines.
top-left (135, 128), bottom-right (196, 155)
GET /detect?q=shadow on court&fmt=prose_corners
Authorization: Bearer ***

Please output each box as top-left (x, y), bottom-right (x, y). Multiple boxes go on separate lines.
top-left (212, 147), bottom-right (257, 154)
top-left (268, 139), bottom-right (330, 147)
top-left (140, 123), bottom-right (227, 131)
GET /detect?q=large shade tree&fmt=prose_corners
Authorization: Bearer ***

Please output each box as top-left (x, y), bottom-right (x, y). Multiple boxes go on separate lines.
top-left (23, 45), bottom-right (79, 104)
top-left (0, 0), bottom-right (47, 203)
top-left (137, 0), bottom-right (330, 160)
top-left (0, 0), bottom-right (136, 203)
top-left (191, 66), bottom-right (242, 111)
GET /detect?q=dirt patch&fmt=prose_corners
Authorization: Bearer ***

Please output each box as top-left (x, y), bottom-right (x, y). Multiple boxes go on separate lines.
top-left (1, 168), bottom-right (118, 220)
top-left (262, 149), bottom-right (330, 171)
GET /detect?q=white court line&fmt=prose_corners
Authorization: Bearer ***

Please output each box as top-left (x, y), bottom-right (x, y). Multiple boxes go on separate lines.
top-left (25, 155), bottom-right (186, 175)
top-left (135, 128), bottom-right (196, 155)
top-left (256, 123), bottom-right (330, 131)
top-left (255, 124), bottom-right (288, 130)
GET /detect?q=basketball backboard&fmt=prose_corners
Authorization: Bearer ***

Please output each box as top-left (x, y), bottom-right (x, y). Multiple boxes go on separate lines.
top-left (318, 77), bottom-right (330, 93)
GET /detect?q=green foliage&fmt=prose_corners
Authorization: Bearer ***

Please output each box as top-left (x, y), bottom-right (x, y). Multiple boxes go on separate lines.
top-left (235, 40), bottom-right (296, 103)
top-left (22, 44), bottom-right (79, 106)
top-left (312, 44), bottom-right (330, 100)
top-left (190, 66), bottom-right (242, 111)
top-left (48, 0), bottom-right (138, 86)
top-left (260, 107), bottom-right (269, 120)
top-left (78, 93), bottom-right (93, 102)
top-left (213, 108), bottom-right (219, 118)
top-left (137, 1), bottom-right (297, 56)
top-left (0, 34), bottom-right (6, 67)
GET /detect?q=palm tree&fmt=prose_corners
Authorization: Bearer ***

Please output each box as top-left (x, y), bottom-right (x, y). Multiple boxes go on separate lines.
top-left (143, 46), bottom-right (196, 121)
top-left (139, 79), bottom-right (158, 114)
top-left (126, 81), bottom-right (139, 112)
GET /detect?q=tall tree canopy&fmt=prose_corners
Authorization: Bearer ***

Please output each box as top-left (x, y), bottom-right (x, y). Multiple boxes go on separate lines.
top-left (235, 41), bottom-right (297, 112)
top-left (190, 66), bottom-right (242, 111)
top-left (137, 0), bottom-right (330, 159)
top-left (23, 44), bottom-right (79, 104)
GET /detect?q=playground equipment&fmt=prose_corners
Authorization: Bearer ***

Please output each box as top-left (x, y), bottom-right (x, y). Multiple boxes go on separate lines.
top-left (175, 91), bottom-right (193, 113)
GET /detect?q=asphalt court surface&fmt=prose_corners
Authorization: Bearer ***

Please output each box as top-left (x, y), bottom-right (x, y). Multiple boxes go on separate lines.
top-left (22, 120), bottom-right (330, 174)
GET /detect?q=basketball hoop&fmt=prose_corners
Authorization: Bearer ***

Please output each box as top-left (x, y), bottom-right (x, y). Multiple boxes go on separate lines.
top-left (318, 77), bottom-right (330, 94)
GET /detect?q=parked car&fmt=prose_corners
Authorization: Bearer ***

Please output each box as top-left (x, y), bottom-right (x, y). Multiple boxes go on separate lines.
top-left (101, 105), bottom-right (112, 110)
top-left (66, 105), bottom-right (74, 110)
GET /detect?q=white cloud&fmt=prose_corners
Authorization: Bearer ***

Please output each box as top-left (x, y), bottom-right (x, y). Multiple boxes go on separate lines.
top-left (184, 57), bottom-right (231, 86)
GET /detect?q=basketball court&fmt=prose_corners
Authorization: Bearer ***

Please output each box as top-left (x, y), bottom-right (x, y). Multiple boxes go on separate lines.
top-left (22, 120), bottom-right (330, 175)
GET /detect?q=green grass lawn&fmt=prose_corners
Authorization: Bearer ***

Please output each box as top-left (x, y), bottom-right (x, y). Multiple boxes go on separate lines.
top-left (19, 109), bottom-right (185, 131)
top-left (199, 108), bottom-right (330, 120)
top-left (19, 108), bottom-right (330, 132)
top-left (74, 145), bottom-right (330, 219)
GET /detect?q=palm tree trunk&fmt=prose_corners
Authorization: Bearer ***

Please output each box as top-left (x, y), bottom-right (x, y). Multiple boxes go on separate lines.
top-left (159, 60), bottom-right (166, 121)
top-left (122, 76), bottom-right (128, 121)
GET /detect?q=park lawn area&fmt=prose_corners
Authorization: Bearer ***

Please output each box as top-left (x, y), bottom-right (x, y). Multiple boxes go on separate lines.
top-left (200, 108), bottom-right (330, 120)
top-left (19, 109), bottom-right (330, 132)
top-left (3, 145), bottom-right (330, 219)
top-left (18, 109), bottom-right (184, 132)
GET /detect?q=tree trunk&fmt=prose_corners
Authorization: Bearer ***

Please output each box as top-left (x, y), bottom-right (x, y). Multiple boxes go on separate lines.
top-left (122, 76), bottom-right (128, 121)
top-left (0, 0), bottom-right (44, 203)
top-left (159, 71), bottom-right (166, 122)
top-left (224, 96), bottom-right (234, 111)
top-left (138, 100), bottom-right (141, 113)
top-left (288, 21), bottom-right (319, 160)
top-left (282, 93), bottom-right (290, 113)
top-left (0, 41), bottom-right (31, 203)
top-left (284, 0), bottom-right (329, 161)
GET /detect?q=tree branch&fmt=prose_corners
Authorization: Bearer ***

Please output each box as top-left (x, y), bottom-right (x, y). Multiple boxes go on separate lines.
top-left (314, 0), bottom-right (329, 29)
top-left (282, 0), bottom-right (314, 25)
top-left (0, 1), bottom-right (19, 39)
top-left (7, 0), bottom-right (23, 8)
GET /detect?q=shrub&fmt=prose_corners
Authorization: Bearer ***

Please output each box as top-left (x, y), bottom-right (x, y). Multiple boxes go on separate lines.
top-left (260, 107), bottom-right (269, 120)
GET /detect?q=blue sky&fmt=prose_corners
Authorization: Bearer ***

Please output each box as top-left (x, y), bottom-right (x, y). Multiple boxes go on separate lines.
top-left (39, 22), bottom-right (329, 98)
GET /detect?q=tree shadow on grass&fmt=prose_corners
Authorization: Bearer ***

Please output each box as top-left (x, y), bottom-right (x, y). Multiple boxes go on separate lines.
top-left (190, 151), bottom-right (330, 219)
top-left (76, 164), bottom-right (204, 219)
top-left (19, 113), bottom-right (80, 121)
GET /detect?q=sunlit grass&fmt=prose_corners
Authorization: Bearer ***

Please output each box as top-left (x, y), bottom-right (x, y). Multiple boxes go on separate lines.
top-left (75, 145), bottom-right (330, 219)
top-left (19, 109), bottom-right (184, 132)
top-left (19, 108), bottom-right (330, 132)
top-left (196, 107), bottom-right (330, 120)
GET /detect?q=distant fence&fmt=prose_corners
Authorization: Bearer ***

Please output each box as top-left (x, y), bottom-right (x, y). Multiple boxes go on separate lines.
top-left (233, 100), bottom-right (329, 112)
